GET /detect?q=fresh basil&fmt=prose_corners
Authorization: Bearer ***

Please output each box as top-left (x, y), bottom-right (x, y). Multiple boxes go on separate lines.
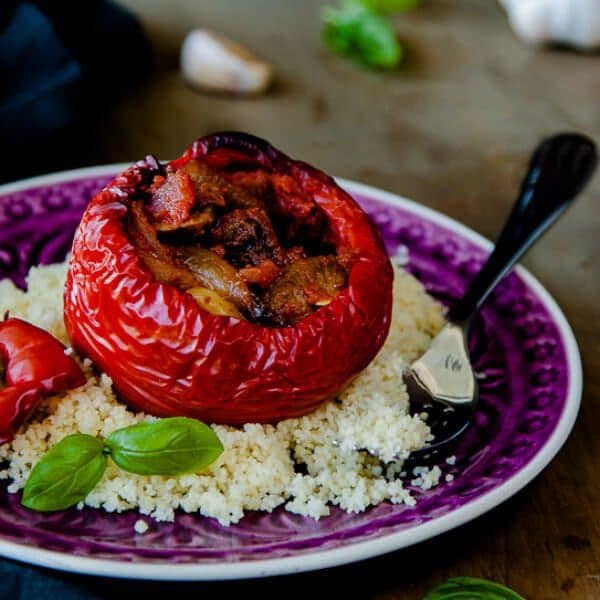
top-left (322, 2), bottom-right (402, 69)
top-left (106, 417), bottom-right (224, 476)
top-left (22, 434), bottom-right (107, 512)
top-left (425, 577), bottom-right (526, 600)
top-left (358, 0), bottom-right (420, 13)
top-left (22, 418), bottom-right (224, 513)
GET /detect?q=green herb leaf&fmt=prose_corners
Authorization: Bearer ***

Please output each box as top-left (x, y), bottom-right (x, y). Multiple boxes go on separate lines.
top-left (22, 434), bottom-right (107, 512)
top-left (425, 577), bottom-right (526, 600)
top-left (357, 0), bottom-right (420, 14)
top-left (322, 3), bottom-right (402, 69)
top-left (106, 417), bottom-right (223, 476)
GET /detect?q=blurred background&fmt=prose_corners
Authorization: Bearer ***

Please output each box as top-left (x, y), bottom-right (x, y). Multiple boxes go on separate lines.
top-left (1, 0), bottom-right (599, 598)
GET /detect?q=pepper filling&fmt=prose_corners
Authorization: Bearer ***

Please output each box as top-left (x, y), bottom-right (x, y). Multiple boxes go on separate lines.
top-left (126, 160), bottom-right (348, 326)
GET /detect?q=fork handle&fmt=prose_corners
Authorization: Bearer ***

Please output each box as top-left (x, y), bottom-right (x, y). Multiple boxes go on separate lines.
top-left (450, 132), bottom-right (597, 324)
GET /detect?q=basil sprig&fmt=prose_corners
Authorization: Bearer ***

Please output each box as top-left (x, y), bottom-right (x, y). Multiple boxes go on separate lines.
top-left (321, 0), bottom-right (421, 69)
top-left (360, 0), bottom-right (420, 13)
top-left (22, 435), bottom-right (106, 512)
top-left (425, 577), bottom-right (526, 600)
top-left (322, 2), bottom-right (402, 69)
top-left (22, 418), bottom-right (223, 512)
top-left (106, 417), bottom-right (224, 476)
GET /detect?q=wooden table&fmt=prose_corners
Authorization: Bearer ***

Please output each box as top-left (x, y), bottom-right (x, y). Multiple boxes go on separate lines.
top-left (98, 1), bottom-right (600, 597)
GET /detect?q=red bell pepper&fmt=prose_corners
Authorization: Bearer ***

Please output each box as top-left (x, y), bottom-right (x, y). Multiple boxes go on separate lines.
top-left (0, 318), bottom-right (86, 443)
top-left (64, 132), bottom-right (393, 424)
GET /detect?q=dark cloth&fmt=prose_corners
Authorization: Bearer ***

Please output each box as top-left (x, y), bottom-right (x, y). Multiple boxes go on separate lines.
top-left (0, 560), bottom-right (104, 600)
top-left (0, 558), bottom-right (272, 599)
top-left (0, 0), bottom-right (152, 182)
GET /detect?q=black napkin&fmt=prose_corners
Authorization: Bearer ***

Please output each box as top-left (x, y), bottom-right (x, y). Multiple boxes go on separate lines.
top-left (0, 0), bottom-right (152, 183)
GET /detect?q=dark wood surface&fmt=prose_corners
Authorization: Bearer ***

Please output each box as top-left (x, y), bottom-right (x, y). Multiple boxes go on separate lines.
top-left (97, 1), bottom-right (599, 597)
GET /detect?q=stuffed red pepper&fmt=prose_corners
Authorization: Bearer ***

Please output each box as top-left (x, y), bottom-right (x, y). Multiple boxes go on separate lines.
top-left (64, 132), bottom-right (393, 424)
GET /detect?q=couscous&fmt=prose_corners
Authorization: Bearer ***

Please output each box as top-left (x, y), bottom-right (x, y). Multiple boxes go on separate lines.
top-left (0, 261), bottom-right (445, 525)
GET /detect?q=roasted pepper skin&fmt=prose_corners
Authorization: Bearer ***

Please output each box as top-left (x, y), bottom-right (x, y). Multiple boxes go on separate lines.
top-left (0, 318), bottom-right (86, 443)
top-left (64, 133), bottom-right (393, 424)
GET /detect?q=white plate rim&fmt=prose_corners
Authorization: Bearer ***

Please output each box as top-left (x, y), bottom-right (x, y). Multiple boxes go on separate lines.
top-left (0, 165), bottom-right (582, 580)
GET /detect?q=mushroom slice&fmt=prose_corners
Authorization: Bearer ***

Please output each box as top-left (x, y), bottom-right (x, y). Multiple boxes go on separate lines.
top-left (187, 286), bottom-right (245, 319)
top-left (127, 201), bottom-right (199, 290)
top-left (181, 246), bottom-right (255, 313)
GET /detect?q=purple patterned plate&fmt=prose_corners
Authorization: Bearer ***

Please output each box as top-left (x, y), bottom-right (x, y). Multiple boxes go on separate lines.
top-left (0, 167), bottom-right (581, 580)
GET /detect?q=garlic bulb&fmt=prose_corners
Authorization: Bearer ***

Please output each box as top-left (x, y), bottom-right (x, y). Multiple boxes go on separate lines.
top-left (499, 0), bottom-right (600, 51)
top-left (180, 29), bottom-right (272, 95)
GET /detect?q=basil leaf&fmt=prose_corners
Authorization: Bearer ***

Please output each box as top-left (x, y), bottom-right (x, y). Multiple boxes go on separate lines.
top-left (425, 577), bottom-right (526, 600)
top-left (358, 0), bottom-right (420, 13)
top-left (106, 417), bottom-right (223, 476)
top-left (322, 3), bottom-right (402, 69)
top-left (22, 434), bottom-right (107, 512)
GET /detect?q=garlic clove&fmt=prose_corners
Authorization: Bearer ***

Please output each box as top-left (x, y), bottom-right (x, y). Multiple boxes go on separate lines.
top-left (501, 0), bottom-right (551, 45)
top-left (547, 0), bottom-right (600, 51)
top-left (499, 0), bottom-right (600, 51)
top-left (180, 29), bottom-right (273, 95)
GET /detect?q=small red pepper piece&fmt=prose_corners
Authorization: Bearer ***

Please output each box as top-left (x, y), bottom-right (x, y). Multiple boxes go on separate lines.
top-left (0, 318), bottom-right (86, 443)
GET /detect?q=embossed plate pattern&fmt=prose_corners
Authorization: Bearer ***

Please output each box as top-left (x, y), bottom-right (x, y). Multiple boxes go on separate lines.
top-left (0, 167), bottom-right (581, 579)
